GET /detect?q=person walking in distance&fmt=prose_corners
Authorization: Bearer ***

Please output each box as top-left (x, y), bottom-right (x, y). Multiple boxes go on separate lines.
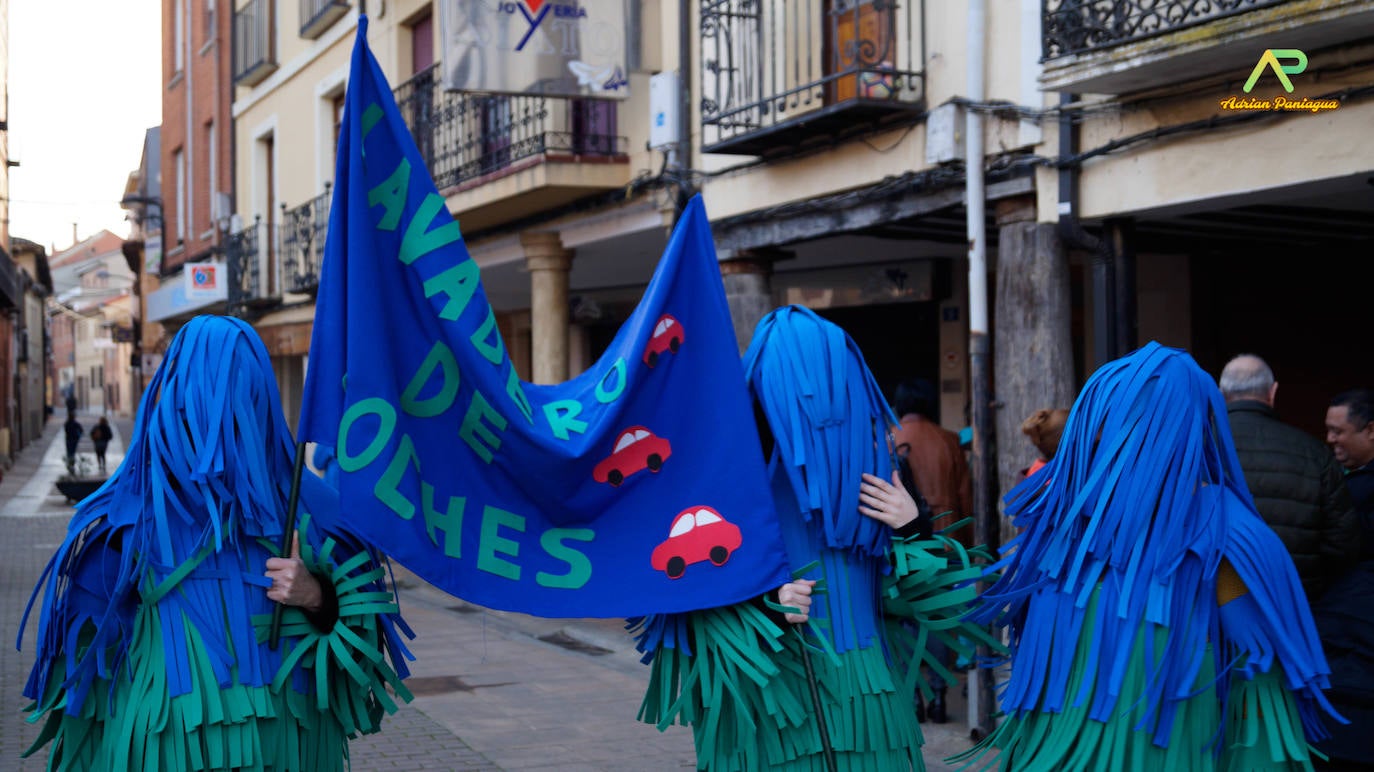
top-left (62, 413), bottom-right (83, 471)
top-left (89, 416), bottom-right (113, 474)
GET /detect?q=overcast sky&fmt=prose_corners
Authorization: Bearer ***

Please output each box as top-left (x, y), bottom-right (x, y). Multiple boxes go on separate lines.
top-left (9, 1), bottom-right (161, 253)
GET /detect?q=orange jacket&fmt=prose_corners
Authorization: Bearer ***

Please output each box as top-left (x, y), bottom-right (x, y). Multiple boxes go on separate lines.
top-left (893, 414), bottom-right (973, 545)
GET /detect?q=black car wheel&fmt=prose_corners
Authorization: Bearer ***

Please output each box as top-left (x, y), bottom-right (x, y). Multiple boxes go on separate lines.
top-left (647, 454), bottom-right (663, 471)
top-left (709, 546), bottom-right (729, 565)
top-left (666, 556), bottom-right (686, 579)
top-left (646, 351), bottom-right (659, 368)
top-left (669, 337), bottom-right (680, 353)
top-left (607, 469), bottom-right (624, 486)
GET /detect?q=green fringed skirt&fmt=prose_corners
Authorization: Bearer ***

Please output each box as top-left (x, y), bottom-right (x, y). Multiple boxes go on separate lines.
top-left (639, 603), bottom-right (925, 772)
top-left (639, 534), bottom-right (1003, 772)
top-left (954, 590), bottom-right (1317, 771)
top-left (27, 547), bottom-right (409, 772)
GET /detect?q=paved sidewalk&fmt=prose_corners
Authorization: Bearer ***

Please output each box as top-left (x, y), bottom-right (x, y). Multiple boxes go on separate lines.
top-left (0, 413), bottom-right (977, 770)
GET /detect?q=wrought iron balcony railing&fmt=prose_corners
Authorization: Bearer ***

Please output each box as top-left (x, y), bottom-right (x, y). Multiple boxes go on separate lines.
top-left (281, 187), bottom-right (331, 295)
top-left (300, 0), bottom-right (349, 39)
top-left (701, 0), bottom-right (925, 155)
top-left (225, 217), bottom-right (268, 314)
top-left (234, 0), bottom-right (277, 86)
top-left (393, 63), bottom-right (626, 192)
top-left (1043, 0), bottom-right (1290, 60)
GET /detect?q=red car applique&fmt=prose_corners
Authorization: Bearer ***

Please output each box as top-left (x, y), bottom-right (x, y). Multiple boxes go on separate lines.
top-left (593, 426), bottom-right (672, 486)
top-left (643, 314), bottom-right (684, 367)
top-left (651, 506), bottom-right (742, 579)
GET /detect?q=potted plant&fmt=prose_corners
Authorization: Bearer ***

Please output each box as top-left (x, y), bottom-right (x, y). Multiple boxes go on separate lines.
top-left (56, 453), bottom-right (106, 504)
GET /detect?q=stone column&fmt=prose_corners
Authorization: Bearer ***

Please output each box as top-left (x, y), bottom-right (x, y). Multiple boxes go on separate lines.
top-left (719, 248), bottom-right (789, 353)
top-left (520, 231), bottom-right (573, 385)
top-left (992, 196), bottom-right (1075, 537)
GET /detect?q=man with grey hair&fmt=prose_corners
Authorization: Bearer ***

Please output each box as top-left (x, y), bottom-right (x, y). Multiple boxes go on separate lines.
top-left (1220, 354), bottom-right (1360, 600)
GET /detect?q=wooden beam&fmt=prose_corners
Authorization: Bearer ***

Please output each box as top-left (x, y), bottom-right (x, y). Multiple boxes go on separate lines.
top-left (713, 174), bottom-right (1035, 252)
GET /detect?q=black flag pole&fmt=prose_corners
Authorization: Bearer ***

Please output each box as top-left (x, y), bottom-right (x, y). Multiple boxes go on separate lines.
top-left (268, 441), bottom-right (309, 650)
top-left (796, 627), bottom-right (837, 772)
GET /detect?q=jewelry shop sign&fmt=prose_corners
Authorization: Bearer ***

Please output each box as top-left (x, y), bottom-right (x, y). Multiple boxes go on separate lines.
top-left (439, 0), bottom-right (629, 99)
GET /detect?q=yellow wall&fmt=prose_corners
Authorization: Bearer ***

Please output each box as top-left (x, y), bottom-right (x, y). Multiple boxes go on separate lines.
top-left (233, 11), bottom-right (357, 223)
top-left (1076, 97), bottom-right (1374, 220)
top-left (1040, 42), bottom-right (1374, 222)
top-left (697, 1), bottom-right (1035, 222)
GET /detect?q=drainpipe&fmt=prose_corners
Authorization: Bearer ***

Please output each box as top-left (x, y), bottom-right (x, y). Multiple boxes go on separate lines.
top-left (1108, 218), bottom-right (1137, 355)
top-left (964, 0), bottom-right (997, 740)
top-left (185, 0), bottom-right (195, 251)
top-left (675, 0), bottom-right (694, 221)
top-left (1056, 92), bottom-right (1118, 365)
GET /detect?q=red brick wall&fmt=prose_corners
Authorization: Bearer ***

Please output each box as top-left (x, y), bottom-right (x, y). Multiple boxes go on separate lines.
top-left (49, 314), bottom-right (75, 407)
top-left (162, 0), bottom-right (234, 274)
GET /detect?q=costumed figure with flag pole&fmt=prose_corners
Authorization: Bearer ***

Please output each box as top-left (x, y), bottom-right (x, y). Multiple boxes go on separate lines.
top-left (19, 316), bottom-right (415, 771)
top-left (953, 341), bottom-right (1343, 770)
top-left (634, 305), bottom-right (1001, 771)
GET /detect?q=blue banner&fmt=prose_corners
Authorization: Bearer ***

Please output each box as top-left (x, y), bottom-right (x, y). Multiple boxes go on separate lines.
top-left (298, 18), bottom-right (790, 618)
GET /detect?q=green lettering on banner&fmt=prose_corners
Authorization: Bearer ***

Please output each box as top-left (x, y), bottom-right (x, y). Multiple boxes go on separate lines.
top-left (459, 390), bottom-right (508, 463)
top-left (543, 400), bottom-right (588, 440)
top-left (506, 369), bottom-right (534, 424)
top-left (368, 159), bottom-right (411, 231)
top-left (399, 194), bottom-right (463, 265)
top-left (422, 260), bottom-right (481, 321)
top-left (422, 483), bottom-right (465, 558)
top-left (477, 505), bottom-right (525, 581)
top-left (359, 104), bottom-right (384, 161)
top-left (536, 529), bottom-right (595, 589)
top-left (361, 103), bottom-right (384, 139)
top-left (469, 306), bottom-right (505, 365)
top-left (337, 398), bottom-right (397, 472)
top-left (595, 358), bottom-right (627, 404)
top-left (401, 341), bottom-right (460, 417)
top-left (375, 434), bottom-right (420, 520)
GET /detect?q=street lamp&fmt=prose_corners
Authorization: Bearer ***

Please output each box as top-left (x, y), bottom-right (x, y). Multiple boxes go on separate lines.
top-left (118, 193), bottom-right (163, 405)
top-left (120, 193), bottom-right (164, 231)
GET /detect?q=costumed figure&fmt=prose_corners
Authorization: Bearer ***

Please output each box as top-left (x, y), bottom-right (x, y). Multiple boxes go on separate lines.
top-left (955, 342), bottom-right (1342, 770)
top-left (20, 316), bottom-right (414, 771)
top-left (634, 306), bottom-right (998, 771)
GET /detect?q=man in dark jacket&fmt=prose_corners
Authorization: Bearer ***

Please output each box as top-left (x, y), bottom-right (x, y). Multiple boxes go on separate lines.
top-left (1326, 388), bottom-right (1374, 553)
top-left (1219, 354), bottom-right (1359, 601)
top-left (1313, 389), bottom-right (1374, 770)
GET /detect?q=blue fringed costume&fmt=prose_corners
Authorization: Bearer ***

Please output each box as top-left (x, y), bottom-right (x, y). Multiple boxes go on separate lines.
top-left (634, 306), bottom-right (999, 771)
top-left (20, 316), bottom-right (414, 771)
top-left (956, 341), bottom-right (1342, 770)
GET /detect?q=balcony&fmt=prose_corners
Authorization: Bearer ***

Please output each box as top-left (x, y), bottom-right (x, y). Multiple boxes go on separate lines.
top-left (700, 0), bottom-right (926, 157)
top-left (225, 218), bottom-right (279, 314)
top-left (300, 0), bottom-right (349, 39)
top-left (1041, 0), bottom-right (1374, 95)
top-left (394, 64), bottom-right (632, 232)
top-left (234, 0), bottom-right (277, 87)
top-left (281, 187), bottom-right (330, 295)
